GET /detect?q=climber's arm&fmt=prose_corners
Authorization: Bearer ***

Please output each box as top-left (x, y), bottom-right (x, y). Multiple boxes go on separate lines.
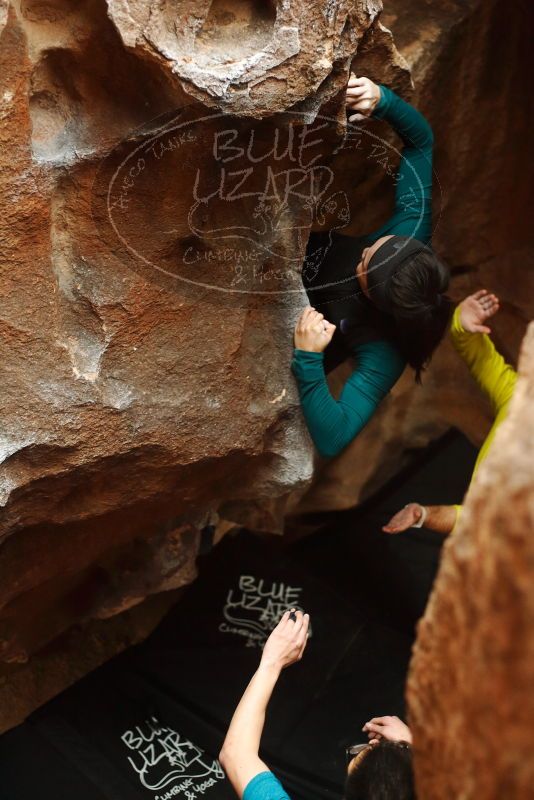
top-left (450, 305), bottom-right (517, 416)
top-left (369, 85), bottom-right (434, 244)
top-left (291, 340), bottom-right (406, 459)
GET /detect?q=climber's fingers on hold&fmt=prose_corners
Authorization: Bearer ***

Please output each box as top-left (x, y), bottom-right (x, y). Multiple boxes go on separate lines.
top-left (346, 85), bottom-right (367, 98)
top-left (297, 307), bottom-right (314, 329)
top-left (348, 74), bottom-right (366, 86)
top-left (296, 308), bottom-right (326, 334)
top-left (305, 310), bottom-right (323, 327)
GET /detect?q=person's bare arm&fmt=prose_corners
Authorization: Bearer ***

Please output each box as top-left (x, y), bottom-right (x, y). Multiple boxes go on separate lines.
top-left (383, 503), bottom-right (458, 535)
top-left (219, 610), bottom-right (310, 798)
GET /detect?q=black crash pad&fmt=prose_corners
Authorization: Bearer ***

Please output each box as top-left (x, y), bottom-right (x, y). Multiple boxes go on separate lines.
top-left (0, 429), bottom-right (478, 800)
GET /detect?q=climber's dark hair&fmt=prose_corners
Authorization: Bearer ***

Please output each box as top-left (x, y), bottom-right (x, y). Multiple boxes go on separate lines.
top-left (345, 741), bottom-right (415, 800)
top-left (385, 250), bottom-right (453, 382)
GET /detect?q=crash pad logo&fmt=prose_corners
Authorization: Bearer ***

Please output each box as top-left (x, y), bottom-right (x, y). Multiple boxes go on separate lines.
top-left (220, 574), bottom-right (309, 647)
top-left (121, 716), bottom-right (224, 799)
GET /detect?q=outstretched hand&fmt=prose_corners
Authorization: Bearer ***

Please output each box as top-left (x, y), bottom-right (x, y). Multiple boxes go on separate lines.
top-left (346, 74), bottom-right (381, 122)
top-left (382, 503), bottom-right (423, 534)
top-left (260, 610), bottom-right (310, 672)
top-left (363, 716), bottom-right (413, 746)
top-left (294, 307), bottom-right (336, 353)
top-left (458, 290), bottom-right (500, 334)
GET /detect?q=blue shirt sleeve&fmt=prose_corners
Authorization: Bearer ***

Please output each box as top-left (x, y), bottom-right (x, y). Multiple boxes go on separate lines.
top-left (367, 85), bottom-right (434, 245)
top-left (291, 340), bottom-right (406, 458)
top-left (243, 771), bottom-right (291, 800)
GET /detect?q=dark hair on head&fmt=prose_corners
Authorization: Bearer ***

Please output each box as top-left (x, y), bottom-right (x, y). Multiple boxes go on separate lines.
top-left (345, 741), bottom-right (415, 800)
top-left (385, 250), bottom-right (453, 382)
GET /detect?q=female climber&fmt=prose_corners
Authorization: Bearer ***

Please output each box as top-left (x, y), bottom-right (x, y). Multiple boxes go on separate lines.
top-left (292, 74), bottom-right (452, 458)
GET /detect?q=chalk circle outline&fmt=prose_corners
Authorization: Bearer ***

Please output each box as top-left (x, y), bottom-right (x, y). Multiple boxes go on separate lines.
top-left (105, 110), bottom-right (441, 297)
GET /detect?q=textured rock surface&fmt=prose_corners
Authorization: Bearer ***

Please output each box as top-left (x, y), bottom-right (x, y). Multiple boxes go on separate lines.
top-left (408, 323), bottom-right (534, 800)
top-left (106, 0), bottom-right (407, 117)
top-left (1, 0), bottom-right (533, 732)
top-left (0, 0), bottom-right (408, 723)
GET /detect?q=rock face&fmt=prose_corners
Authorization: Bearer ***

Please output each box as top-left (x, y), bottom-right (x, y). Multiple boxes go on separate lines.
top-left (408, 323), bottom-right (534, 800)
top-left (106, 0), bottom-right (404, 118)
top-left (0, 0), bottom-right (408, 722)
top-left (1, 0), bottom-right (533, 732)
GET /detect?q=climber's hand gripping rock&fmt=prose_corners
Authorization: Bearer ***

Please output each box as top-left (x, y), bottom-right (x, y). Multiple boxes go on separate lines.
top-left (346, 74), bottom-right (381, 122)
top-left (294, 307), bottom-right (336, 353)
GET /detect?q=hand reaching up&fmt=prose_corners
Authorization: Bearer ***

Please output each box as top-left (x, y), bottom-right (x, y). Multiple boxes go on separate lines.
top-left (363, 716), bottom-right (412, 746)
top-left (458, 290), bottom-right (500, 334)
top-left (346, 74), bottom-right (381, 122)
top-left (260, 610), bottom-right (310, 672)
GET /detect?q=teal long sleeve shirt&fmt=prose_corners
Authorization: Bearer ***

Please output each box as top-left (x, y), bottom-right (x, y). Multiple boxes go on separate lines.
top-left (292, 85), bottom-right (434, 458)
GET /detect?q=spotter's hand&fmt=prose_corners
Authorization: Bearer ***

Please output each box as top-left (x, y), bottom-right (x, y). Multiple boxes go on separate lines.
top-left (382, 503), bottom-right (423, 534)
top-left (458, 289), bottom-right (500, 334)
top-left (363, 716), bottom-right (413, 746)
top-left (260, 610), bottom-right (310, 671)
top-left (294, 307), bottom-right (336, 353)
top-left (346, 74), bottom-right (381, 122)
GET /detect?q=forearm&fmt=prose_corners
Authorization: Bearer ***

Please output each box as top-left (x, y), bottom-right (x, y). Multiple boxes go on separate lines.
top-left (291, 342), bottom-right (404, 459)
top-left (291, 350), bottom-right (362, 458)
top-left (451, 306), bottom-right (500, 376)
top-left (450, 306), bottom-right (516, 413)
top-left (369, 86), bottom-right (433, 244)
top-left (373, 85), bottom-right (433, 151)
top-left (220, 663), bottom-right (280, 795)
top-left (422, 504), bottom-right (458, 535)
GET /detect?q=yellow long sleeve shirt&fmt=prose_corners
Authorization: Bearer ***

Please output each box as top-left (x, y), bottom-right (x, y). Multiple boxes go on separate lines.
top-left (451, 305), bottom-right (517, 523)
